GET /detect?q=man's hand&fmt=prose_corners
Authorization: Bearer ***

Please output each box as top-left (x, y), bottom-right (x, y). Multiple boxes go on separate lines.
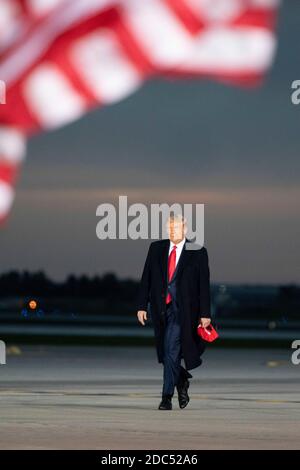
top-left (137, 310), bottom-right (147, 326)
top-left (199, 317), bottom-right (211, 328)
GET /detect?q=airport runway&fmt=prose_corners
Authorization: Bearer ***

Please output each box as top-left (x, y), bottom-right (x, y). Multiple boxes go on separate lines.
top-left (0, 345), bottom-right (299, 450)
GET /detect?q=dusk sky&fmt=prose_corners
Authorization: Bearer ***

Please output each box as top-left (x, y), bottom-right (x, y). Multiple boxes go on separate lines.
top-left (1, 2), bottom-right (299, 284)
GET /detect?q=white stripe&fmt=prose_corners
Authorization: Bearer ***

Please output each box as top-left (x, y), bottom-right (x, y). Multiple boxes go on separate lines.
top-left (186, 0), bottom-right (245, 22)
top-left (0, 0), bottom-right (279, 85)
top-left (0, 180), bottom-right (14, 219)
top-left (0, 0), bottom-right (19, 30)
top-left (71, 29), bottom-right (141, 103)
top-left (0, 0), bottom-right (116, 86)
top-left (27, 0), bottom-right (65, 16)
top-left (186, 0), bottom-right (279, 20)
top-left (175, 27), bottom-right (276, 73)
top-left (124, 0), bottom-right (194, 67)
top-left (0, 0), bottom-right (25, 53)
top-left (22, 63), bottom-right (86, 128)
top-left (0, 127), bottom-right (26, 163)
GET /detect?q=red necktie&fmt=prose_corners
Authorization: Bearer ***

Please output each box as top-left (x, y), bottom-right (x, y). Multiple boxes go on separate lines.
top-left (166, 245), bottom-right (177, 304)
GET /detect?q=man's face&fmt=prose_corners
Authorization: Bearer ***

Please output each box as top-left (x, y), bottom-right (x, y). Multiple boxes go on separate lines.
top-left (166, 219), bottom-right (186, 244)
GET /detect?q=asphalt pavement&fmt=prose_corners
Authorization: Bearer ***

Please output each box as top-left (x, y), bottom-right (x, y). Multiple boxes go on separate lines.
top-left (0, 345), bottom-right (299, 449)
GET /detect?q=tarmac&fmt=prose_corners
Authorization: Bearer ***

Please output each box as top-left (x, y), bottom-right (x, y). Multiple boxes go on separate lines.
top-left (0, 345), bottom-right (299, 449)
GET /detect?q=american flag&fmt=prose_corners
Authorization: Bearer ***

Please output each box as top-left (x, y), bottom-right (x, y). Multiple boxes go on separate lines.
top-left (0, 0), bottom-right (280, 221)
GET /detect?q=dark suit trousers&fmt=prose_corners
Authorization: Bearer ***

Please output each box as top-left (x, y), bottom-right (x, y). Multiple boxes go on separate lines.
top-left (162, 301), bottom-right (192, 396)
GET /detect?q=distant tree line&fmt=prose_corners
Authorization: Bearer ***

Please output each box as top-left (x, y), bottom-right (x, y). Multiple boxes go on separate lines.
top-left (0, 270), bottom-right (139, 301)
top-left (0, 270), bottom-right (299, 319)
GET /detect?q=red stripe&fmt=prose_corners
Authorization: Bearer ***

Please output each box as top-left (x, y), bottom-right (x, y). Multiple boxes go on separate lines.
top-left (114, 13), bottom-right (154, 76)
top-left (0, 2), bottom-right (44, 65)
top-left (0, 85), bottom-right (40, 134)
top-left (30, 7), bottom-right (120, 106)
top-left (162, 68), bottom-right (265, 88)
top-left (0, 162), bottom-right (19, 184)
top-left (232, 8), bottom-right (277, 30)
top-left (0, 8), bottom-right (120, 131)
top-left (40, 6), bottom-right (150, 105)
top-left (0, 213), bottom-right (10, 226)
top-left (17, 0), bottom-right (33, 16)
top-left (163, 0), bottom-right (206, 35)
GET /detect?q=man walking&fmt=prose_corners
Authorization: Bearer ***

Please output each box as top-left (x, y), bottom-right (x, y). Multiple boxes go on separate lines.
top-left (136, 214), bottom-right (212, 410)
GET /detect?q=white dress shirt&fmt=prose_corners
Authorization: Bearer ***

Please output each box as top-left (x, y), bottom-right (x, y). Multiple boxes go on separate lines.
top-left (168, 237), bottom-right (186, 267)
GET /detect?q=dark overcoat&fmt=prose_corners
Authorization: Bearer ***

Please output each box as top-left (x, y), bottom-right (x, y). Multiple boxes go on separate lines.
top-left (136, 239), bottom-right (211, 371)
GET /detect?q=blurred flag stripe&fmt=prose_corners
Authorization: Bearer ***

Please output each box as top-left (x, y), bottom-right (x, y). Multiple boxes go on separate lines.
top-left (69, 29), bottom-right (142, 104)
top-left (0, 0), bottom-right (116, 86)
top-left (124, 0), bottom-right (195, 69)
top-left (0, 179), bottom-right (15, 221)
top-left (0, 127), bottom-right (26, 163)
top-left (0, 162), bottom-right (19, 185)
top-left (164, 0), bottom-right (205, 34)
top-left (171, 28), bottom-right (276, 75)
top-left (23, 63), bottom-right (88, 129)
top-left (0, 0), bottom-right (280, 222)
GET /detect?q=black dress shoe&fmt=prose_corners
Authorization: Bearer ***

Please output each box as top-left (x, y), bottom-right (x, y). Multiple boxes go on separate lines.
top-left (176, 379), bottom-right (190, 409)
top-left (158, 395), bottom-right (172, 410)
